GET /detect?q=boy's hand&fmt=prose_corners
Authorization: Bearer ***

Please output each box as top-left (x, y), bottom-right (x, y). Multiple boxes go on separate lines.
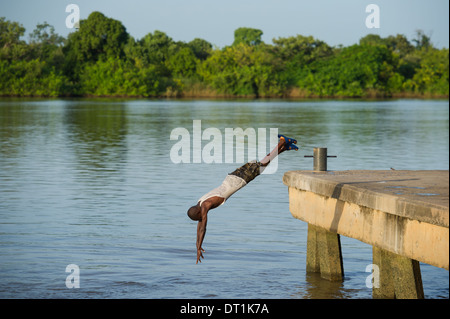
top-left (196, 247), bottom-right (205, 264)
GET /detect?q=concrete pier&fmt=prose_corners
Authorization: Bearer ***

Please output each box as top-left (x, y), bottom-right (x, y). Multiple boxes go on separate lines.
top-left (283, 170), bottom-right (449, 299)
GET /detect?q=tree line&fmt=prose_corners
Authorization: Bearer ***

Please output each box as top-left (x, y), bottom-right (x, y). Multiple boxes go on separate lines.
top-left (1, 12), bottom-right (448, 98)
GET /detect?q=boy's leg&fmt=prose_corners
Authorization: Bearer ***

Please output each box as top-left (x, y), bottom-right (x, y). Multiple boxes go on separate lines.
top-left (260, 134), bottom-right (298, 166)
top-left (229, 134), bottom-right (297, 182)
top-left (260, 140), bottom-right (286, 166)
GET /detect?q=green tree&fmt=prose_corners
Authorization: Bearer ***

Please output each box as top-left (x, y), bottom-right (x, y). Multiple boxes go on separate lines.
top-left (299, 44), bottom-right (402, 97)
top-left (141, 30), bottom-right (174, 64)
top-left (187, 38), bottom-right (212, 60)
top-left (28, 22), bottom-right (65, 69)
top-left (29, 22), bottom-right (64, 46)
top-left (385, 34), bottom-right (414, 57)
top-left (123, 36), bottom-right (145, 67)
top-left (0, 17), bottom-right (29, 61)
top-left (1, 12), bottom-right (448, 98)
top-left (199, 43), bottom-right (283, 97)
top-left (360, 33), bottom-right (414, 57)
top-left (273, 34), bottom-right (333, 87)
top-left (233, 27), bottom-right (263, 46)
top-left (360, 33), bottom-right (417, 82)
top-left (359, 34), bottom-right (387, 47)
top-left (273, 34), bottom-right (332, 61)
top-left (0, 58), bottom-right (68, 96)
top-left (79, 56), bottom-right (170, 97)
top-left (0, 19), bottom-right (69, 96)
top-left (0, 17), bottom-right (25, 48)
top-left (408, 48), bottom-right (449, 95)
top-left (412, 30), bottom-right (432, 50)
top-left (63, 11), bottom-right (128, 78)
top-left (166, 47), bottom-right (198, 78)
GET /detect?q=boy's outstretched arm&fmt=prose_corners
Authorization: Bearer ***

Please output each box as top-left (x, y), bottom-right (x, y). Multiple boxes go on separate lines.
top-left (195, 198), bottom-right (223, 264)
top-left (196, 212), bottom-right (207, 264)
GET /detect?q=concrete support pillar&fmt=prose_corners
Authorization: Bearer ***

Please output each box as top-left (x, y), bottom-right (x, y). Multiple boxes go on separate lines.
top-left (306, 224), bottom-right (344, 281)
top-left (306, 224), bottom-right (320, 273)
top-left (373, 247), bottom-right (424, 299)
top-left (372, 247), bottom-right (395, 298)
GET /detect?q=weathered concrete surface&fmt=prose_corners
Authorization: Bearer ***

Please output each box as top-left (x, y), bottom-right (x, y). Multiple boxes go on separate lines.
top-left (306, 224), bottom-right (344, 281)
top-left (316, 226), bottom-right (344, 281)
top-left (373, 246), bottom-right (424, 299)
top-left (283, 170), bottom-right (449, 270)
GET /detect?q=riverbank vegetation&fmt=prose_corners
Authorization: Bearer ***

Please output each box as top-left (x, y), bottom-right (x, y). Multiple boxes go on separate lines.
top-left (1, 12), bottom-right (448, 98)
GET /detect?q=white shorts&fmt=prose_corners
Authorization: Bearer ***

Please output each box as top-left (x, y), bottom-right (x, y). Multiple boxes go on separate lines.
top-left (198, 175), bottom-right (247, 207)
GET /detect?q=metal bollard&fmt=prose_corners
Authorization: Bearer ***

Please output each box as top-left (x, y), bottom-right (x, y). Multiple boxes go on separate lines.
top-left (305, 147), bottom-right (336, 171)
top-left (313, 147), bottom-right (327, 171)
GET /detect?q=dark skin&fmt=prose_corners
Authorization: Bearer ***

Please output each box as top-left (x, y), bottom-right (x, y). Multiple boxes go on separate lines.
top-left (188, 140), bottom-right (289, 264)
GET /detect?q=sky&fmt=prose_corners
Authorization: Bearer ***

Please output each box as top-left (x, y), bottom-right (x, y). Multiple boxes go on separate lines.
top-left (1, 0), bottom-right (449, 48)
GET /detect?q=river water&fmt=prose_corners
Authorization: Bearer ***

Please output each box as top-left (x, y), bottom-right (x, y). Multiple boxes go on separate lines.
top-left (0, 98), bottom-right (448, 299)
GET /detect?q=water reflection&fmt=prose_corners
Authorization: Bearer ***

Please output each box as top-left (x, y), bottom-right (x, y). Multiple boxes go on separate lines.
top-left (298, 272), bottom-right (348, 299)
top-left (63, 101), bottom-right (128, 174)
